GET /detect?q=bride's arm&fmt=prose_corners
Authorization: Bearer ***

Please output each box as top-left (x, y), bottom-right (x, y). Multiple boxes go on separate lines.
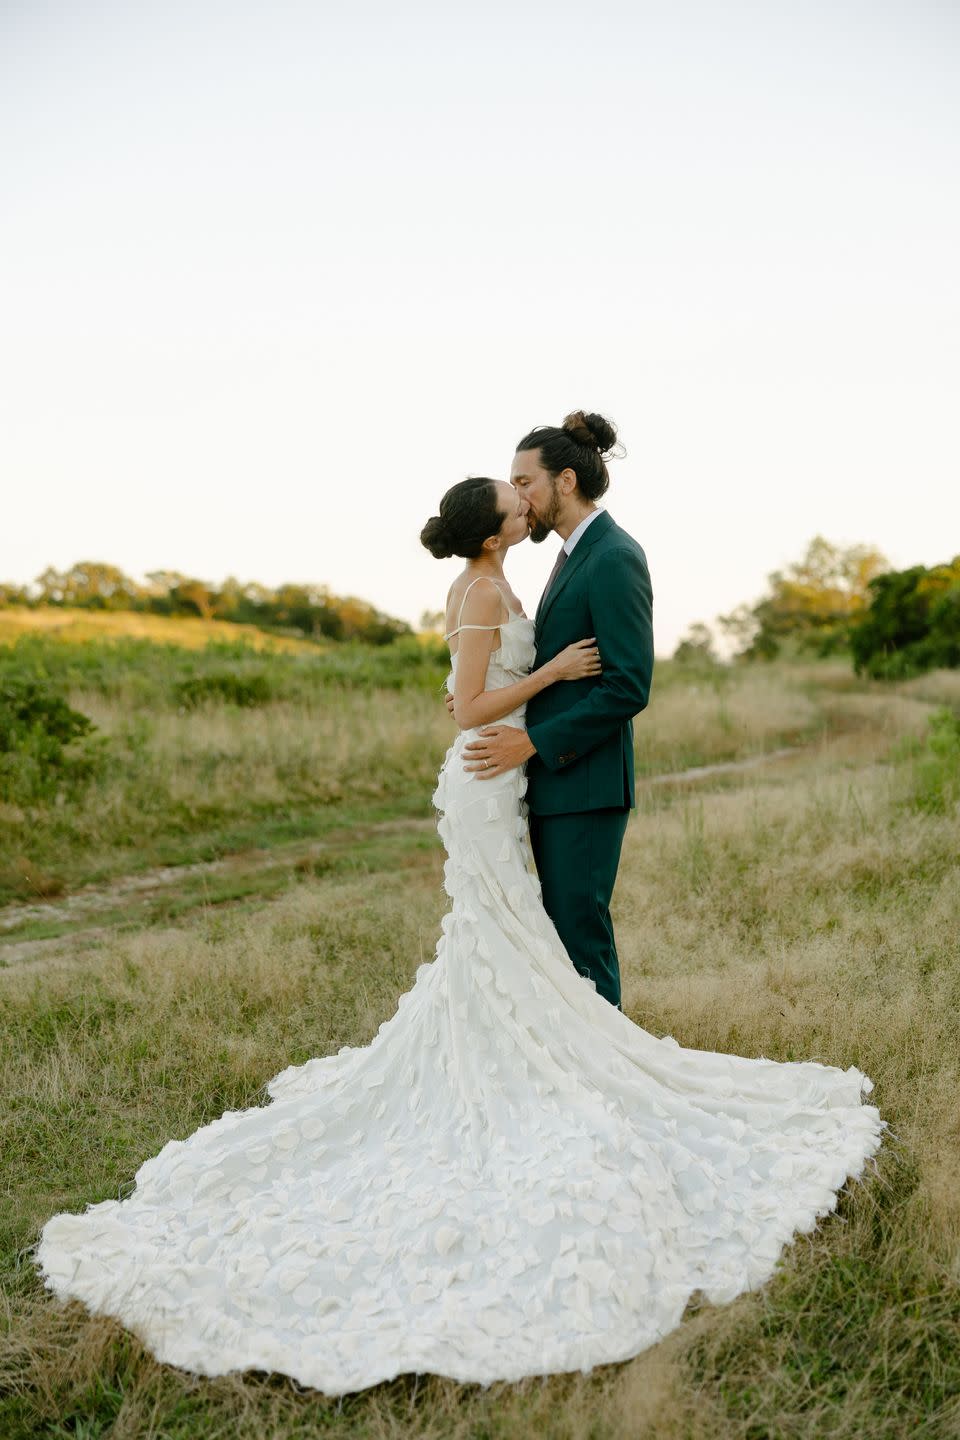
top-left (452, 582), bottom-right (599, 730)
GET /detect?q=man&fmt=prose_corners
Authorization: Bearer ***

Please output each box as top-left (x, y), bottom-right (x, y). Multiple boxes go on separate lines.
top-left (463, 410), bottom-right (653, 1009)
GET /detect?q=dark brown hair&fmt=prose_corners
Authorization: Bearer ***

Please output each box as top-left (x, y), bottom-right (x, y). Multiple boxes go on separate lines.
top-left (420, 477), bottom-right (503, 559)
top-left (515, 410), bottom-right (619, 501)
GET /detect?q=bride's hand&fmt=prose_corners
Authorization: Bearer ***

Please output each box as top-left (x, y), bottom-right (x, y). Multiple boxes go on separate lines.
top-left (549, 638), bottom-right (602, 681)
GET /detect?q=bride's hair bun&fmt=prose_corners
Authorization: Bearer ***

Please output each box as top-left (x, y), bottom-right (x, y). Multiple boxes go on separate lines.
top-left (420, 477), bottom-right (503, 560)
top-left (420, 514), bottom-right (455, 560)
top-left (514, 409), bottom-right (621, 502)
top-left (562, 410), bottom-right (618, 456)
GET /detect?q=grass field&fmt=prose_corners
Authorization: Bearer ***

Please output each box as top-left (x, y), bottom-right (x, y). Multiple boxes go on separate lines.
top-left (2, 617), bottom-right (959, 1438)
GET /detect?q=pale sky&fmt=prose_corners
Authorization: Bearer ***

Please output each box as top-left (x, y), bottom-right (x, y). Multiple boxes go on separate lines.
top-left (2, 0), bottom-right (958, 654)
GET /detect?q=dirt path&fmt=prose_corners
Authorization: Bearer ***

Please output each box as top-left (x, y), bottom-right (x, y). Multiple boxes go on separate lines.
top-left (0, 820), bottom-right (437, 966)
top-left (645, 746), bottom-right (802, 786)
top-left (0, 819), bottom-right (435, 936)
top-left (0, 748), bottom-right (805, 968)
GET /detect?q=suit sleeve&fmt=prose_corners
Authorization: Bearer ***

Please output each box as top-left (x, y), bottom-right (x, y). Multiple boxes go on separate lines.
top-left (526, 545), bottom-right (653, 772)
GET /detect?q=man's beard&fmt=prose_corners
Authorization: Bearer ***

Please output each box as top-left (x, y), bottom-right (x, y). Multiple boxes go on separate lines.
top-left (528, 481), bottom-right (562, 543)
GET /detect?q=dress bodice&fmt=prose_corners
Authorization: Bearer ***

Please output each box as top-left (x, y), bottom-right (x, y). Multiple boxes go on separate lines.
top-left (446, 615), bottom-right (536, 729)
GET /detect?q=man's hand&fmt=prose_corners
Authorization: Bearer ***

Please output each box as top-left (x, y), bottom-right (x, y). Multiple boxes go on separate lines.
top-left (463, 726), bottom-right (536, 779)
top-left (444, 692), bottom-right (456, 720)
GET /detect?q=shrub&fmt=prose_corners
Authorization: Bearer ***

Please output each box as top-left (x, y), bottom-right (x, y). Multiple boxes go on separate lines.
top-left (851, 559), bottom-right (960, 678)
top-left (174, 669), bottom-right (274, 709)
top-left (895, 707), bottom-right (960, 814)
top-left (0, 676), bottom-right (102, 804)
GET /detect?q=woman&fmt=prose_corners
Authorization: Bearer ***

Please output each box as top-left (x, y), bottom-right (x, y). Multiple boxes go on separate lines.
top-left (423, 474), bottom-right (604, 729)
top-left (37, 462), bottom-right (884, 1395)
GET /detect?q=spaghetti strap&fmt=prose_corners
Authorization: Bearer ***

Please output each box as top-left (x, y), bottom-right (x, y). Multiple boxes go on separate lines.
top-left (444, 576), bottom-right (509, 640)
top-left (456, 577), bottom-right (508, 628)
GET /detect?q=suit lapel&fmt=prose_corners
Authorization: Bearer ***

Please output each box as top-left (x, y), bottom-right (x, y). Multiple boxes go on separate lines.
top-left (535, 511), bottom-right (614, 637)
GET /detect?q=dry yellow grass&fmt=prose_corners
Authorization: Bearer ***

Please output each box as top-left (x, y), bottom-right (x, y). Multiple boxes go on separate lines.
top-left (897, 668), bottom-right (960, 708)
top-left (2, 666), bottom-right (959, 1437)
top-left (0, 605), bottom-right (317, 652)
top-left (636, 670), bottom-right (821, 773)
top-left (73, 689), bottom-right (453, 814)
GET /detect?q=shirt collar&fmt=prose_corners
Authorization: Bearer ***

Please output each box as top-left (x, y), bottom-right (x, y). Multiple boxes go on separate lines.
top-left (562, 506), bottom-right (604, 556)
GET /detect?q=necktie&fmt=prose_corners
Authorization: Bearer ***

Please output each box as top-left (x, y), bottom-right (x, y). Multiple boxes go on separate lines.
top-left (539, 546), bottom-right (568, 611)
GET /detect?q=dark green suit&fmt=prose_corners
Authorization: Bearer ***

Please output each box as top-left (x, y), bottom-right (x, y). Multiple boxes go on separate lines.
top-left (525, 511), bottom-right (654, 1007)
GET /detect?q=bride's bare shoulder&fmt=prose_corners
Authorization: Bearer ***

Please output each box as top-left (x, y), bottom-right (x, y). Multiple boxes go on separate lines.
top-left (444, 573), bottom-right (469, 622)
top-left (445, 575), bottom-right (506, 634)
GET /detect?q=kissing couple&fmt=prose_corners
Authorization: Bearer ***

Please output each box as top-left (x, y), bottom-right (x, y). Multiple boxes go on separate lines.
top-left (37, 410), bottom-right (884, 1396)
top-left (426, 408), bottom-right (653, 1011)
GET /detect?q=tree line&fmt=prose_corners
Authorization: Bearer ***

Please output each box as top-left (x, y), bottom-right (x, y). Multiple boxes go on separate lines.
top-left (675, 537), bottom-right (960, 678)
top-left (4, 546), bottom-right (957, 676)
top-left (0, 563), bottom-right (412, 646)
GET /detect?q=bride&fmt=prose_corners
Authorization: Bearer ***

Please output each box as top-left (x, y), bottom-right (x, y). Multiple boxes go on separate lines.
top-left (37, 475), bottom-right (884, 1395)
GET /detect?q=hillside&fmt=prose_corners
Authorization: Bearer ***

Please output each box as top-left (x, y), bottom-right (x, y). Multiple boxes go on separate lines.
top-left (0, 605), bottom-right (321, 653)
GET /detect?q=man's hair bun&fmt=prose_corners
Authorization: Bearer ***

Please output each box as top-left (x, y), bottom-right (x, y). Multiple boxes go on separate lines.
top-left (515, 409), bottom-right (621, 502)
top-left (420, 514), bottom-right (455, 559)
top-left (562, 410), bottom-right (618, 455)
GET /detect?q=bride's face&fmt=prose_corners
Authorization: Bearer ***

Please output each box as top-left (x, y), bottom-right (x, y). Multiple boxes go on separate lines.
top-left (493, 480), bottom-right (530, 550)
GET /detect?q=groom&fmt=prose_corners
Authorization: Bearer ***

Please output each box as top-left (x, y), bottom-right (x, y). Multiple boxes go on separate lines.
top-left (462, 414), bottom-right (654, 1009)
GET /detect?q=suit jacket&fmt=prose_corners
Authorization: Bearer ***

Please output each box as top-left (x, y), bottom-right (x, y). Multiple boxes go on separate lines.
top-left (525, 511), bottom-right (654, 816)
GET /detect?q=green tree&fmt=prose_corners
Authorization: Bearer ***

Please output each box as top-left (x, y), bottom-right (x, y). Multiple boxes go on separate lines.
top-left (850, 556), bottom-right (960, 677)
top-left (270, 584), bottom-right (346, 639)
top-left (143, 571), bottom-right (216, 621)
top-left (174, 577), bottom-right (216, 621)
top-left (35, 562), bottom-right (142, 609)
top-left (673, 623), bottom-right (718, 665)
top-left (720, 537), bottom-right (889, 659)
top-left (0, 582), bottom-right (31, 607)
top-left (212, 575), bottom-right (244, 622)
top-left (9, 561), bottom-right (414, 647)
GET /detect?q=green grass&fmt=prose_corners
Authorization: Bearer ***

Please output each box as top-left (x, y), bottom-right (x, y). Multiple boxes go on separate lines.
top-left (2, 629), bottom-right (960, 1437)
top-left (0, 626), bottom-right (916, 908)
top-left (1, 825), bottom-right (439, 951)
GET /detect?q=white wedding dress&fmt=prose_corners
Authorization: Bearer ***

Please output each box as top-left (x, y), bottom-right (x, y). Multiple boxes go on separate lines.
top-left (37, 610), bottom-right (885, 1394)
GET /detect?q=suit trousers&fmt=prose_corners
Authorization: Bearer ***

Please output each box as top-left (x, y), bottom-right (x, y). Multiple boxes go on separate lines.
top-left (528, 806), bottom-right (630, 1009)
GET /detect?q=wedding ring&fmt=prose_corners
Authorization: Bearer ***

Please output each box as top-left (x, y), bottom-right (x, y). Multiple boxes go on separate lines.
top-left (484, 759), bottom-right (490, 769)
